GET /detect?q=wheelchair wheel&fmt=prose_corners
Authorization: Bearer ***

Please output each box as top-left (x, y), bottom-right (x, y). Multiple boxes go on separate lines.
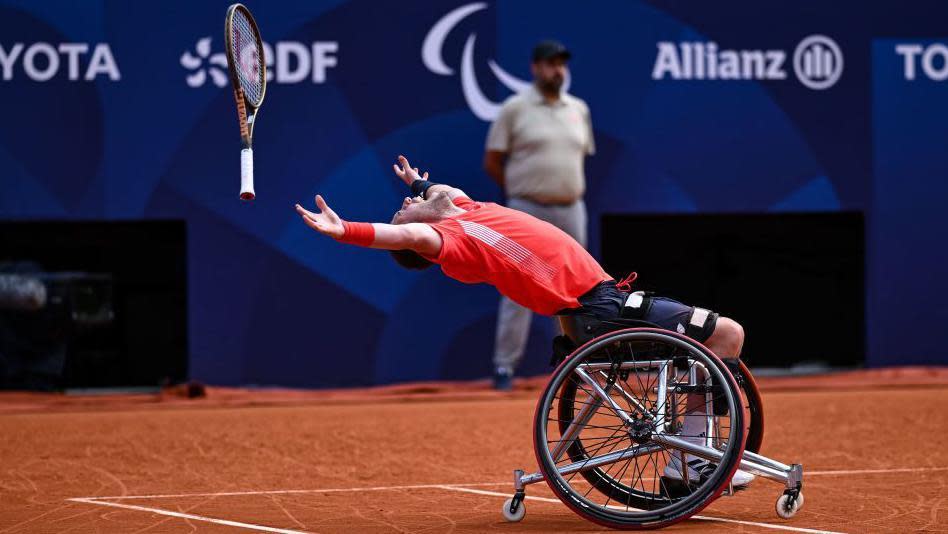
top-left (557, 357), bottom-right (765, 498)
top-left (735, 360), bottom-right (764, 454)
top-left (535, 328), bottom-right (745, 530)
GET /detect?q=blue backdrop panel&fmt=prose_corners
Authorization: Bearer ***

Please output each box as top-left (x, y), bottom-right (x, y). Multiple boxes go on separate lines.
top-left (2, 0), bottom-right (947, 385)
top-left (870, 39), bottom-right (948, 367)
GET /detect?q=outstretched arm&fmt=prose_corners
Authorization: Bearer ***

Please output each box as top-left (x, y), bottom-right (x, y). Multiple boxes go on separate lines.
top-left (392, 155), bottom-right (468, 201)
top-left (295, 195), bottom-right (442, 256)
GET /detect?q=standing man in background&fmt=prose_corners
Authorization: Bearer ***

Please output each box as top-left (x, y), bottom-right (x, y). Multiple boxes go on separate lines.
top-left (483, 40), bottom-right (595, 390)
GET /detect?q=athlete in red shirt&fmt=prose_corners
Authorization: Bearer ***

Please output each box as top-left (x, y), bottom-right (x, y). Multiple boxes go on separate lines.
top-left (295, 155), bottom-right (744, 356)
top-left (295, 154), bottom-right (753, 487)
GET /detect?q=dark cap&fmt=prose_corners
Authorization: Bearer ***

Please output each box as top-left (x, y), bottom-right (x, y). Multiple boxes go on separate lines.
top-left (532, 40), bottom-right (571, 62)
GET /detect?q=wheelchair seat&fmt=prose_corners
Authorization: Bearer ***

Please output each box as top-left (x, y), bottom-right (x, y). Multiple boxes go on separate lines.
top-left (557, 313), bottom-right (661, 346)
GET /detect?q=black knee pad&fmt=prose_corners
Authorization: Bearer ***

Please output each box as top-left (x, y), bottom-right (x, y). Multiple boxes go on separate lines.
top-left (619, 291), bottom-right (654, 320)
top-left (686, 307), bottom-right (719, 343)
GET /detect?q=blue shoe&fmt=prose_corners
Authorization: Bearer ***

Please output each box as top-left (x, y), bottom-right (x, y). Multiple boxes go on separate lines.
top-left (493, 368), bottom-right (513, 391)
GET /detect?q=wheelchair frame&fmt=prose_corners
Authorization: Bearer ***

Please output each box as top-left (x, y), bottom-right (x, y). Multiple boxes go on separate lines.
top-left (501, 317), bottom-right (804, 529)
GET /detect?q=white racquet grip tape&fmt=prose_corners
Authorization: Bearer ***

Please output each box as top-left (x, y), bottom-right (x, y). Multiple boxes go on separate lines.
top-left (240, 148), bottom-right (255, 200)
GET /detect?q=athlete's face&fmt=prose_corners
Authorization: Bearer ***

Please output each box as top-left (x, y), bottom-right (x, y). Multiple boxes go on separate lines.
top-left (391, 193), bottom-right (449, 224)
top-left (391, 196), bottom-right (422, 224)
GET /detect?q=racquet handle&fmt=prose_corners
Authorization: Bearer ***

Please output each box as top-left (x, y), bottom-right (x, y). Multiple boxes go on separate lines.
top-left (240, 148), bottom-right (255, 200)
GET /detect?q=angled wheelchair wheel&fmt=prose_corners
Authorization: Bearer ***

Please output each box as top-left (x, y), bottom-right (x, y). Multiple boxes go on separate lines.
top-left (559, 356), bottom-right (764, 476)
top-left (534, 328), bottom-right (746, 530)
top-left (735, 360), bottom-right (765, 454)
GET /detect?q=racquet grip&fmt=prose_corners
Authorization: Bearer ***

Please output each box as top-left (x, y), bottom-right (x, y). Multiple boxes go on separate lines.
top-left (240, 148), bottom-right (255, 200)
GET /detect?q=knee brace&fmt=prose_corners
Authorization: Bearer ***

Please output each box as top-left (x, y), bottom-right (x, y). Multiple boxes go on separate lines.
top-left (620, 291), bottom-right (653, 320)
top-left (686, 307), bottom-right (719, 342)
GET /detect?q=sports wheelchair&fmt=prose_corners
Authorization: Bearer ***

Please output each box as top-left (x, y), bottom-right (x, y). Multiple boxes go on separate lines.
top-left (501, 314), bottom-right (803, 529)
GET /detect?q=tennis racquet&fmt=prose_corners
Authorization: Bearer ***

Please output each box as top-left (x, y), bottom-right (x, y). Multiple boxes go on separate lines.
top-left (224, 4), bottom-right (266, 201)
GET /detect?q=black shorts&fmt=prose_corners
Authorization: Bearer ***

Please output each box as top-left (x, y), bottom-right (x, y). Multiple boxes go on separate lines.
top-left (570, 281), bottom-right (719, 343)
top-left (641, 296), bottom-right (719, 343)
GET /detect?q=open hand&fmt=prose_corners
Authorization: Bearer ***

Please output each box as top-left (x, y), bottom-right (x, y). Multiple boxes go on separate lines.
top-left (392, 155), bottom-right (429, 186)
top-left (295, 195), bottom-right (344, 239)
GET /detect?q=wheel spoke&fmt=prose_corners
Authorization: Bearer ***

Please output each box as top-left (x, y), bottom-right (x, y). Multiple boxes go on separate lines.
top-left (538, 329), bottom-right (745, 527)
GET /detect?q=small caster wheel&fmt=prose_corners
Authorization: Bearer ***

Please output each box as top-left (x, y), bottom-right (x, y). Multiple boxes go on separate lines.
top-left (502, 497), bottom-right (526, 522)
top-left (775, 491), bottom-right (804, 519)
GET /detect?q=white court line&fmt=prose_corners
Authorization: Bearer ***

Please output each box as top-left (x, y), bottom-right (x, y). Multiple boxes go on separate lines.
top-left (76, 465), bottom-right (948, 501)
top-left (435, 485), bottom-right (560, 504)
top-left (74, 487), bottom-right (844, 534)
top-left (67, 498), bottom-right (308, 534)
top-left (69, 465), bottom-right (948, 534)
top-left (690, 515), bottom-right (844, 534)
top-left (806, 466), bottom-right (948, 476)
top-left (74, 481), bottom-right (511, 501)
top-left (437, 486), bottom-right (845, 534)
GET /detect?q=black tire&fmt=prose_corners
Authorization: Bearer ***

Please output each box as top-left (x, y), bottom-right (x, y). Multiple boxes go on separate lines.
top-left (534, 328), bottom-right (746, 530)
top-left (736, 360), bottom-right (765, 454)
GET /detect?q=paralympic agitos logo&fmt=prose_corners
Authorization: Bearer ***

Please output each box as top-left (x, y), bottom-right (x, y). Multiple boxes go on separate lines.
top-left (422, 2), bottom-right (571, 122)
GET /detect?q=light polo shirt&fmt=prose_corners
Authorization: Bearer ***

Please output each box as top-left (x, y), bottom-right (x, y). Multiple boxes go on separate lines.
top-left (485, 85), bottom-right (595, 204)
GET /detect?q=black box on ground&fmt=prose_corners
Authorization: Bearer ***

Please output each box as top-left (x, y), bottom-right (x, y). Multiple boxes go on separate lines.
top-left (0, 221), bottom-right (187, 389)
top-left (601, 212), bottom-right (864, 368)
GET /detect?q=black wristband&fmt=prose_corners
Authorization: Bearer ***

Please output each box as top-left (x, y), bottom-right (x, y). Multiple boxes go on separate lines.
top-left (410, 179), bottom-right (438, 199)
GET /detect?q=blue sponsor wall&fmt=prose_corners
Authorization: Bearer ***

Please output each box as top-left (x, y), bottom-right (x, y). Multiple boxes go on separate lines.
top-left (1, 0), bottom-right (946, 386)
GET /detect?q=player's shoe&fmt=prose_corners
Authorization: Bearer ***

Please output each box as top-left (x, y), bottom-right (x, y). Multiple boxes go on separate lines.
top-left (662, 456), bottom-right (755, 488)
top-left (492, 367), bottom-right (513, 391)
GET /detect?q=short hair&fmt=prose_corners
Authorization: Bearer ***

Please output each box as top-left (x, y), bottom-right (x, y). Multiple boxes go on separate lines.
top-left (389, 249), bottom-right (434, 270)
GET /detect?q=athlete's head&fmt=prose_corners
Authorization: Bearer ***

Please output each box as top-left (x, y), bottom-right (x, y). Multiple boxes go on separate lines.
top-left (391, 191), bottom-right (455, 225)
top-left (388, 192), bottom-right (455, 270)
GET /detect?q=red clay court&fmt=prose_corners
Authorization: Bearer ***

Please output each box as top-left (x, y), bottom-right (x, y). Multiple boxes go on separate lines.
top-left (2, 367), bottom-right (946, 533)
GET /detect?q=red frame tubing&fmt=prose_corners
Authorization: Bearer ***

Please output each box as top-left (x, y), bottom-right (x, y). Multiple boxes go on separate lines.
top-left (739, 360), bottom-right (765, 454)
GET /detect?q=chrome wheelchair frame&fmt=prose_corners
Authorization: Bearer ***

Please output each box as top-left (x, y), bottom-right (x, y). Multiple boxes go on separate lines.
top-left (501, 316), bottom-right (804, 529)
